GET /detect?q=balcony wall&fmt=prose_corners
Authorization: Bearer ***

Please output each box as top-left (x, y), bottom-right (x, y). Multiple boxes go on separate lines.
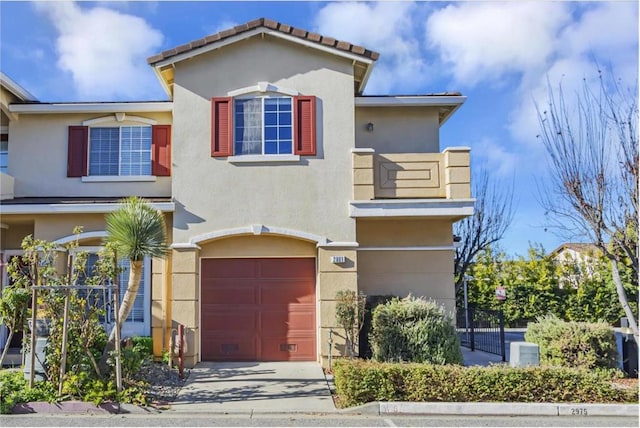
top-left (353, 147), bottom-right (470, 200)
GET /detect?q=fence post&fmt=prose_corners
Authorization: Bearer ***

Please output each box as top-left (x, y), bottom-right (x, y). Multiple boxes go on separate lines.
top-left (469, 306), bottom-right (475, 351)
top-left (499, 311), bottom-right (506, 361)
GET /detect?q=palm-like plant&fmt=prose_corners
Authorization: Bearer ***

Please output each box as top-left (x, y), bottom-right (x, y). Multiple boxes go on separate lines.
top-left (100, 197), bottom-right (169, 370)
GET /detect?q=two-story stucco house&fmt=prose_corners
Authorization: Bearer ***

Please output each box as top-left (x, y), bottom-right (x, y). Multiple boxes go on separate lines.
top-left (0, 18), bottom-right (473, 367)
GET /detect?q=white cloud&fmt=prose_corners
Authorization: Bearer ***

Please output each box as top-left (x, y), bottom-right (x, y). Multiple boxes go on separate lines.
top-left (473, 137), bottom-right (520, 178)
top-left (509, 2), bottom-right (639, 147)
top-left (425, 1), bottom-right (571, 86)
top-left (35, 1), bottom-right (164, 100)
top-left (314, 1), bottom-right (429, 94)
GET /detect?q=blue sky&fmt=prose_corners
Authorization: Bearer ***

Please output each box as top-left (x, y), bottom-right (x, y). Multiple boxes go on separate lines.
top-left (1, 1), bottom-right (638, 257)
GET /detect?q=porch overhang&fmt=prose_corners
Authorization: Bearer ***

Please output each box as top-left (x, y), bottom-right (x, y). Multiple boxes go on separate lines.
top-left (349, 198), bottom-right (475, 221)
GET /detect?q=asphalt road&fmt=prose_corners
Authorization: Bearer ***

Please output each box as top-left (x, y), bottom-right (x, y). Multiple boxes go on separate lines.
top-left (1, 413), bottom-right (638, 427)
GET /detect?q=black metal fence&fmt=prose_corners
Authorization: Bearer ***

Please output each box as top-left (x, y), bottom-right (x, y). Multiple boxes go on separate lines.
top-left (457, 306), bottom-right (506, 361)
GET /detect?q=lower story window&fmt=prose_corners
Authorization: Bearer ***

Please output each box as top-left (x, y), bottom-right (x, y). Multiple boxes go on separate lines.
top-left (80, 253), bottom-right (150, 333)
top-left (0, 138), bottom-right (7, 174)
top-left (89, 126), bottom-right (152, 176)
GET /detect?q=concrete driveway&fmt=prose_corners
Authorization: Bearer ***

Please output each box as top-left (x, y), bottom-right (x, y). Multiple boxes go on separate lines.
top-left (168, 362), bottom-right (335, 414)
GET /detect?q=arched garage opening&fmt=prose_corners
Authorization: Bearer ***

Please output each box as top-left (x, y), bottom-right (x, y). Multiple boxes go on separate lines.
top-left (198, 235), bottom-right (317, 362)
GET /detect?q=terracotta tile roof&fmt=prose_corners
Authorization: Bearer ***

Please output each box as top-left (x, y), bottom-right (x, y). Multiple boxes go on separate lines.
top-left (147, 17), bottom-right (380, 65)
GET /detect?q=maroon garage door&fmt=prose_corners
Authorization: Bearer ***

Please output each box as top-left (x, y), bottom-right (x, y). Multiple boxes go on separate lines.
top-left (201, 258), bottom-right (316, 361)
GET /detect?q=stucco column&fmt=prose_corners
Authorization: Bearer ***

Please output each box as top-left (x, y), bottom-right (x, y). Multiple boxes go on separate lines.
top-left (170, 244), bottom-right (200, 367)
top-left (352, 148), bottom-right (375, 200)
top-left (317, 242), bottom-right (359, 367)
top-left (443, 147), bottom-right (471, 199)
top-left (151, 255), bottom-right (171, 360)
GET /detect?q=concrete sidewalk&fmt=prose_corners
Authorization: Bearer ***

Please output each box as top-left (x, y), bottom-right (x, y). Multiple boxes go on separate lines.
top-left (461, 347), bottom-right (505, 366)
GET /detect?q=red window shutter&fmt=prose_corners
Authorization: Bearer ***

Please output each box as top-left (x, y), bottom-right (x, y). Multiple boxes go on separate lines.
top-left (67, 126), bottom-right (88, 177)
top-left (152, 125), bottom-right (171, 176)
top-left (294, 96), bottom-right (316, 156)
top-left (211, 97), bottom-right (233, 157)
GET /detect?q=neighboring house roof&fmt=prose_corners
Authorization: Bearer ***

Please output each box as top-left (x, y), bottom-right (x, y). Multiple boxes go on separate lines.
top-left (147, 17), bottom-right (380, 97)
top-left (550, 243), bottom-right (601, 257)
top-left (0, 72), bottom-right (38, 102)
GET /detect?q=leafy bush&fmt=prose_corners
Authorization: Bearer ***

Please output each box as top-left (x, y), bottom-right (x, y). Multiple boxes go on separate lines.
top-left (333, 359), bottom-right (637, 407)
top-left (525, 315), bottom-right (619, 370)
top-left (115, 336), bottom-right (153, 381)
top-left (369, 296), bottom-right (462, 364)
top-left (359, 295), bottom-right (394, 359)
top-left (0, 370), bottom-right (56, 414)
top-left (130, 336), bottom-right (153, 356)
top-left (334, 290), bottom-right (366, 357)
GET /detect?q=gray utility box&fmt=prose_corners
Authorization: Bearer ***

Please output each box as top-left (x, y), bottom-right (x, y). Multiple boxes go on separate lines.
top-left (509, 342), bottom-right (540, 368)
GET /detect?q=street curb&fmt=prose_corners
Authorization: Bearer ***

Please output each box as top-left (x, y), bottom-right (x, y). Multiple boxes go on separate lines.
top-left (9, 401), bottom-right (154, 415)
top-left (374, 402), bottom-right (638, 417)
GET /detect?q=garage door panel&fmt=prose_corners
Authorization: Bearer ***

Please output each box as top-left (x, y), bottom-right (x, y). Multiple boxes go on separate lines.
top-left (258, 258), bottom-right (315, 279)
top-left (260, 306), bottom-right (315, 334)
top-left (202, 259), bottom-right (259, 279)
top-left (202, 282), bottom-right (257, 304)
top-left (202, 336), bottom-right (258, 361)
top-left (201, 257), bottom-right (315, 361)
top-left (261, 281), bottom-right (315, 304)
top-left (260, 336), bottom-right (315, 361)
top-left (203, 309), bottom-right (257, 333)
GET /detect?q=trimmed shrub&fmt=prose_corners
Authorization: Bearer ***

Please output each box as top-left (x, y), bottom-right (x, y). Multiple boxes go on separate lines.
top-left (525, 315), bottom-right (619, 370)
top-left (359, 295), bottom-right (395, 359)
top-left (333, 359), bottom-right (637, 407)
top-left (369, 296), bottom-right (462, 364)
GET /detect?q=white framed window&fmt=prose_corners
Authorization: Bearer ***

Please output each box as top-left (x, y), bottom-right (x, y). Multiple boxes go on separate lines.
top-left (74, 248), bottom-right (151, 337)
top-left (234, 96), bottom-right (293, 155)
top-left (0, 139), bottom-right (7, 174)
top-left (89, 126), bottom-right (152, 176)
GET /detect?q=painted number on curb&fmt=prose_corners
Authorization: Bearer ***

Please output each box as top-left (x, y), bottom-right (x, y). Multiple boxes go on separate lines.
top-left (571, 408), bottom-right (588, 416)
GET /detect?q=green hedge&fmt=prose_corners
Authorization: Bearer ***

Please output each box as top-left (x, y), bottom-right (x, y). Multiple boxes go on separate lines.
top-left (525, 316), bottom-right (619, 370)
top-left (370, 296), bottom-right (462, 364)
top-left (333, 360), bottom-right (637, 407)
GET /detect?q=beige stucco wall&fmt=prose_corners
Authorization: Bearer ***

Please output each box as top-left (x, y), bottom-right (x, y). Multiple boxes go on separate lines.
top-left (356, 219), bottom-right (456, 316)
top-left (355, 107), bottom-right (440, 153)
top-left (199, 235), bottom-right (316, 258)
top-left (1, 86), bottom-right (21, 124)
top-left (170, 35), bottom-right (357, 245)
top-left (6, 112), bottom-right (172, 198)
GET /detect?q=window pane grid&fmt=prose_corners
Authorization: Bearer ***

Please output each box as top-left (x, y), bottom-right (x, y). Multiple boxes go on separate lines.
top-left (89, 126), bottom-right (151, 176)
top-left (79, 255), bottom-right (146, 323)
top-left (234, 97), bottom-right (293, 155)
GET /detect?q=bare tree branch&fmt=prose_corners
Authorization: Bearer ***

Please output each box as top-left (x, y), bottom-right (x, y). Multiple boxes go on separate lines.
top-left (536, 68), bottom-right (639, 344)
top-left (454, 169), bottom-right (515, 294)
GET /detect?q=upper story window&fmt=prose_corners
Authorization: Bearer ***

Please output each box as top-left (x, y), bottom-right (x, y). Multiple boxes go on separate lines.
top-left (89, 126), bottom-right (152, 176)
top-left (67, 115), bottom-right (171, 178)
top-left (235, 97), bottom-right (293, 155)
top-left (211, 90), bottom-right (316, 159)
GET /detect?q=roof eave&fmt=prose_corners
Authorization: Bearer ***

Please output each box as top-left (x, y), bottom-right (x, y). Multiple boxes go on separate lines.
top-left (0, 72), bottom-right (38, 102)
top-left (355, 95), bottom-right (466, 124)
top-left (9, 102), bottom-right (174, 114)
